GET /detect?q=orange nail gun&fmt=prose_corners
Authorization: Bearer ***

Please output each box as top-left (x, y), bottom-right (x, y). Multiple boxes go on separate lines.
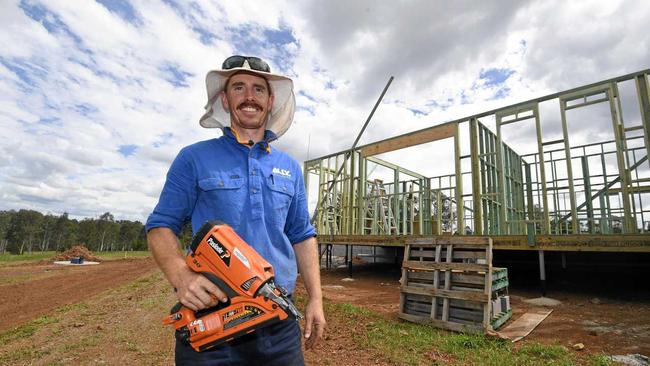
top-left (162, 221), bottom-right (302, 352)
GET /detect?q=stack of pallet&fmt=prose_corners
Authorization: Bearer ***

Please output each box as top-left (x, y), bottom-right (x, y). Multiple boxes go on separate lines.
top-left (490, 267), bottom-right (511, 329)
top-left (398, 237), bottom-right (511, 333)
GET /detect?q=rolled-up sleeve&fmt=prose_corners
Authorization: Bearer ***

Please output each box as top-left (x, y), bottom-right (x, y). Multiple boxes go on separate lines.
top-left (284, 164), bottom-right (316, 245)
top-left (145, 148), bottom-right (197, 235)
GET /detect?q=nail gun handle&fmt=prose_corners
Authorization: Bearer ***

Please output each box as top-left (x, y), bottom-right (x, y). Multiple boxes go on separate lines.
top-left (201, 271), bottom-right (238, 299)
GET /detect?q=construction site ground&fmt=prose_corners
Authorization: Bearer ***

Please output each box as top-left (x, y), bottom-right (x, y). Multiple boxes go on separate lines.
top-left (0, 255), bottom-right (648, 365)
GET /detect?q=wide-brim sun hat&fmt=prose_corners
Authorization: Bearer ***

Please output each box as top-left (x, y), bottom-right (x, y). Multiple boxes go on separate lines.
top-left (199, 57), bottom-right (295, 139)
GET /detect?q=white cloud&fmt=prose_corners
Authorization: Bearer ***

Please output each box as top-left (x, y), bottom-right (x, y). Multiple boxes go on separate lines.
top-left (0, 0), bottom-right (648, 222)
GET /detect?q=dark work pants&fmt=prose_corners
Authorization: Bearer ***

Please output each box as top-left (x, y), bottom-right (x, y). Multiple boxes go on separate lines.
top-left (175, 319), bottom-right (305, 366)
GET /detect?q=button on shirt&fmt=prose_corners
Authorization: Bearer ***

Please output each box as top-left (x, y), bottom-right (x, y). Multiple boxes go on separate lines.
top-left (145, 128), bottom-right (316, 293)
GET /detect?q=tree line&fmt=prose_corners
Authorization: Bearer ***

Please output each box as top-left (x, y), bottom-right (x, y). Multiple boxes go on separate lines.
top-left (0, 209), bottom-right (192, 255)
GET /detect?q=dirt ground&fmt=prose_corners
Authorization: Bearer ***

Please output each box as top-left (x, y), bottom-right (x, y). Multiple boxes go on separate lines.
top-left (1, 257), bottom-right (649, 365)
top-left (0, 258), bottom-right (158, 332)
top-left (311, 263), bottom-right (650, 358)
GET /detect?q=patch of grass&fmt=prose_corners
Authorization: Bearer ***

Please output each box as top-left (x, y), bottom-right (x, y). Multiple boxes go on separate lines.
top-left (313, 299), bottom-right (590, 366)
top-left (334, 302), bottom-right (374, 316)
top-left (0, 251), bottom-right (56, 265)
top-left (517, 343), bottom-right (573, 365)
top-left (0, 347), bottom-right (50, 364)
top-left (61, 335), bottom-right (101, 352)
top-left (0, 270), bottom-right (171, 366)
top-left (97, 251), bottom-right (150, 260)
top-left (125, 340), bottom-right (144, 353)
top-left (56, 302), bottom-right (90, 314)
top-left (326, 301), bottom-right (441, 365)
top-left (140, 291), bottom-right (169, 310)
top-left (365, 316), bottom-right (441, 365)
top-left (122, 273), bottom-right (160, 295)
top-left (0, 250), bottom-right (149, 266)
top-left (0, 271), bottom-right (58, 286)
top-left (0, 315), bottom-right (59, 345)
top-left (587, 354), bottom-right (612, 366)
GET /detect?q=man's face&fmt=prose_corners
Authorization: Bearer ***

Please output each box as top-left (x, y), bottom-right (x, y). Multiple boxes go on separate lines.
top-left (220, 72), bottom-right (274, 132)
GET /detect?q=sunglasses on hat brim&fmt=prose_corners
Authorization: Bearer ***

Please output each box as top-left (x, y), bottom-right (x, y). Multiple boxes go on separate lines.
top-left (222, 55), bottom-right (271, 73)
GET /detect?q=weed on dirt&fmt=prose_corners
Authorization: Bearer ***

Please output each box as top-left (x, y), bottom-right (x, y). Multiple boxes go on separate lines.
top-left (0, 250), bottom-right (150, 267)
top-left (0, 264), bottom-right (622, 366)
top-left (321, 301), bottom-right (612, 366)
top-left (0, 270), bottom-right (173, 365)
top-left (0, 251), bottom-right (57, 266)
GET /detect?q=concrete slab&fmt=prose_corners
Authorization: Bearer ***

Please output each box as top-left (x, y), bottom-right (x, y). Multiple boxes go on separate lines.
top-left (53, 261), bottom-right (100, 266)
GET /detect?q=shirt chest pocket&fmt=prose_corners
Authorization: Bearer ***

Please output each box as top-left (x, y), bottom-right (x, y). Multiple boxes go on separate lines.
top-left (197, 174), bottom-right (245, 226)
top-left (265, 176), bottom-right (295, 224)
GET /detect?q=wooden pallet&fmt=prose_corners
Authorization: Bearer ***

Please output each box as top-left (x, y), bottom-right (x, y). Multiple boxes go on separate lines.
top-left (492, 267), bottom-right (509, 292)
top-left (398, 236), bottom-right (495, 333)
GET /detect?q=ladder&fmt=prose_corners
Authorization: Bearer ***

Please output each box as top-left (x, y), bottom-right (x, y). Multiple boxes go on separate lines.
top-left (320, 183), bottom-right (341, 235)
top-left (365, 179), bottom-right (397, 234)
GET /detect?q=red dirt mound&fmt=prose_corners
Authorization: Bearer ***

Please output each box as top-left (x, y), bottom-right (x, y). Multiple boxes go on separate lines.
top-left (53, 245), bottom-right (102, 262)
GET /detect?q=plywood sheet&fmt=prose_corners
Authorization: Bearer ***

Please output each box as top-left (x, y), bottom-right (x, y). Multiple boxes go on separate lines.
top-left (496, 308), bottom-right (553, 342)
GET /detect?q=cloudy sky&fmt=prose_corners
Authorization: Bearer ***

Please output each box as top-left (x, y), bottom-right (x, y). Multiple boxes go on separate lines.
top-left (1, 0), bottom-right (648, 222)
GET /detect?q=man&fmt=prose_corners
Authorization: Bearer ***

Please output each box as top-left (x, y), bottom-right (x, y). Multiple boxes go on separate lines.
top-left (146, 55), bottom-right (325, 365)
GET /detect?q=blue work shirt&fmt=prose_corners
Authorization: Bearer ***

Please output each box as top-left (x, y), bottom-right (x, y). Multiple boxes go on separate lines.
top-left (146, 128), bottom-right (316, 293)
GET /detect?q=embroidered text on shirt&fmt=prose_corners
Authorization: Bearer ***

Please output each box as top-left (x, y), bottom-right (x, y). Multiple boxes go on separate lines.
top-left (272, 167), bottom-right (292, 178)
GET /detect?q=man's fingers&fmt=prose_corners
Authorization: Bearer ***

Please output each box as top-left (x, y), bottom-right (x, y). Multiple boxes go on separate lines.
top-left (304, 315), bottom-right (313, 341)
top-left (315, 320), bottom-right (325, 341)
top-left (305, 321), bottom-right (324, 349)
top-left (196, 288), bottom-right (216, 307)
top-left (184, 276), bottom-right (227, 308)
top-left (197, 276), bottom-right (228, 303)
top-left (303, 300), bottom-right (326, 350)
top-left (180, 294), bottom-right (203, 312)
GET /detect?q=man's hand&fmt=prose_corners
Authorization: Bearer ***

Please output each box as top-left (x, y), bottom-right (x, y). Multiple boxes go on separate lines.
top-left (147, 227), bottom-right (227, 311)
top-left (175, 266), bottom-right (228, 311)
top-left (294, 236), bottom-right (326, 350)
top-left (303, 298), bottom-right (326, 349)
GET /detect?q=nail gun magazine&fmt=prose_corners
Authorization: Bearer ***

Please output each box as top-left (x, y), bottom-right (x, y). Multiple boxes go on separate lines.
top-left (163, 221), bottom-right (302, 352)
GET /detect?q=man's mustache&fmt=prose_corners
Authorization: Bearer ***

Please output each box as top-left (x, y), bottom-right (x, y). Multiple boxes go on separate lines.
top-left (237, 102), bottom-right (263, 111)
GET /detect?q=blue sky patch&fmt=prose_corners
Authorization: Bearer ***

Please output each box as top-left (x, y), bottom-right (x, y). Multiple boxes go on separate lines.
top-left (426, 99), bottom-right (452, 111)
top-left (479, 68), bottom-right (515, 87)
top-left (38, 117), bottom-right (61, 126)
top-left (298, 90), bottom-right (317, 103)
top-left (162, 0), bottom-right (220, 45)
top-left (407, 107), bottom-right (427, 116)
top-left (97, 0), bottom-right (141, 25)
top-left (153, 132), bottom-right (173, 148)
top-left (20, 1), bottom-right (83, 46)
top-left (227, 24), bottom-right (265, 55)
top-left (0, 58), bottom-right (43, 87)
top-left (118, 144), bottom-right (138, 157)
top-left (161, 64), bottom-right (193, 88)
top-left (74, 103), bottom-right (99, 115)
top-left (296, 105), bottom-right (315, 116)
top-left (193, 26), bottom-right (216, 45)
top-left (227, 23), bottom-right (298, 74)
top-left (492, 87), bottom-right (511, 100)
top-left (264, 27), bottom-right (296, 46)
top-left (161, 0), bottom-right (183, 13)
top-left (68, 57), bottom-right (127, 85)
top-left (460, 91), bottom-right (471, 105)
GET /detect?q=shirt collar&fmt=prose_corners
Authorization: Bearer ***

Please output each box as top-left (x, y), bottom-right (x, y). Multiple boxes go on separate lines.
top-left (223, 127), bottom-right (276, 153)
